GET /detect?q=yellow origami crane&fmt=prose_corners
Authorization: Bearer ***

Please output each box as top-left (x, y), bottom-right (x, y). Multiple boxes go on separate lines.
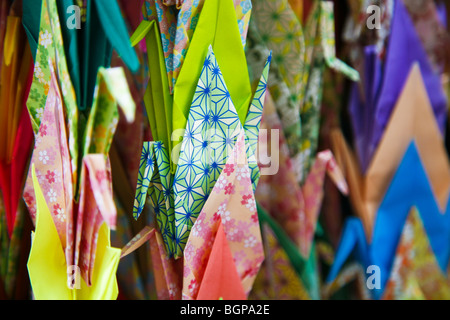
top-left (27, 165), bottom-right (121, 300)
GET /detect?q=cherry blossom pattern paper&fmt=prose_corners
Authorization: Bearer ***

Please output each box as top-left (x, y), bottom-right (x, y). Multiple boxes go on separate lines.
top-left (182, 132), bottom-right (264, 300)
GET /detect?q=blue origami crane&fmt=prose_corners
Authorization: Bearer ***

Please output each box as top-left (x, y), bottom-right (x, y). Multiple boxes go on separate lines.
top-left (133, 47), bottom-right (271, 258)
top-left (327, 141), bottom-right (450, 299)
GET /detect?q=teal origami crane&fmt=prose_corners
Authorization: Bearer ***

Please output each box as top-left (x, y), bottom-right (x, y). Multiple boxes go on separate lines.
top-left (133, 141), bottom-right (175, 256)
top-left (133, 46), bottom-right (271, 258)
top-left (327, 141), bottom-right (450, 299)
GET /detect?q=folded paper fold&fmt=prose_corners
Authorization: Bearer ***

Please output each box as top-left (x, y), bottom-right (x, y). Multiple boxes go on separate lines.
top-left (196, 222), bottom-right (247, 300)
top-left (173, 47), bottom-right (270, 258)
top-left (256, 89), bottom-right (347, 259)
top-left (369, 0), bottom-right (447, 159)
top-left (333, 63), bottom-right (450, 240)
top-left (27, 165), bottom-right (120, 300)
top-left (182, 132), bottom-right (264, 300)
top-left (328, 142), bottom-right (450, 299)
top-left (172, 0), bottom-right (253, 155)
top-left (133, 141), bottom-right (175, 256)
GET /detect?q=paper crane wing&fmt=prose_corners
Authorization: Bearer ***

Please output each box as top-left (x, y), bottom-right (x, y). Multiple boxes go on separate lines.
top-left (370, 0), bottom-right (447, 156)
top-left (196, 222), bottom-right (247, 300)
top-left (148, 229), bottom-right (182, 300)
top-left (172, 0), bottom-right (252, 151)
top-left (27, 165), bottom-right (121, 300)
top-left (27, 0), bottom-right (80, 180)
top-left (23, 66), bottom-right (73, 254)
top-left (372, 142), bottom-right (450, 291)
top-left (173, 47), bottom-right (269, 258)
top-left (182, 132), bottom-right (264, 299)
top-left (383, 207), bottom-right (450, 300)
top-left (243, 51), bottom-right (271, 190)
top-left (131, 18), bottom-right (173, 163)
top-left (365, 64), bottom-right (450, 238)
top-left (347, 45), bottom-right (382, 172)
top-left (249, 223), bottom-right (311, 300)
top-left (328, 142), bottom-right (450, 299)
top-left (141, 0), bottom-right (177, 94)
top-left (133, 141), bottom-right (175, 256)
top-left (75, 154), bottom-right (116, 286)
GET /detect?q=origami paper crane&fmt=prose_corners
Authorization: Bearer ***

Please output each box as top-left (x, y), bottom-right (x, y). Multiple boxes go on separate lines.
top-left (249, 222), bottom-right (311, 300)
top-left (141, 0), bottom-right (252, 94)
top-left (327, 141), bottom-right (450, 300)
top-left (365, 0), bottom-right (447, 162)
top-left (251, 0), bottom-right (359, 183)
top-left (23, 0), bottom-right (139, 111)
top-left (22, 0), bottom-right (137, 298)
top-left (130, 17), bottom-right (174, 170)
top-left (333, 63), bottom-right (450, 240)
top-left (129, 0), bottom-right (253, 173)
top-left (24, 61), bottom-right (135, 298)
top-left (134, 0), bottom-right (254, 173)
top-left (250, 0), bottom-right (305, 159)
top-left (27, 165), bottom-right (121, 299)
top-left (251, 203), bottom-right (312, 300)
top-left (182, 131), bottom-right (264, 300)
top-left (25, 0), bottom-right (139, 193)
top-left (255, 89), bottom-right (348, 259)
top-left (383, 207), bottom-right (450, 300)
top-left (172, 48), bottom-right (270, 258)
top-left (172, 0), bottom-right (253, 158)
top-left (133, 46), bottom-right (270, 259)
top-left (133, 140), bottom-right (175, 256)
